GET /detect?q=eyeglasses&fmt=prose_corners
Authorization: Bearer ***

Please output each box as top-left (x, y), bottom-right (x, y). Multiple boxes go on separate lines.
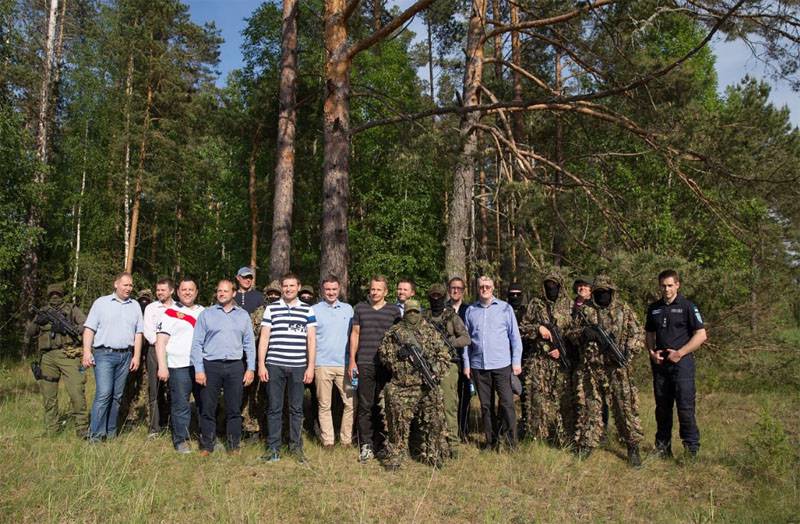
top-left (449, 286), bottom-right (464, 291)
top-left (479, 285), bottom-right (493, 290)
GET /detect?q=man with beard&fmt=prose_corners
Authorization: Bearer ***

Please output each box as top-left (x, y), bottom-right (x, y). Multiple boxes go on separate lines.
top-left (573, 275), bottom-right (644, 466)
top-left (423, 284), bottom-right (470, 454)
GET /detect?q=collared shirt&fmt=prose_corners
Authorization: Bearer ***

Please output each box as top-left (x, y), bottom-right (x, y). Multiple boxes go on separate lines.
top-left (157, 303), bottom-right (205, 368)
top-left (462, 297), bottom-right (523, 370)
top-left (314, 299), bottom-right (354, 367)
top-left (143, 300), bottom-right (173, 345)
top-left (645, 293), bottom-right (704, 350)
top-left (84, 293), bottom-right (144, 349)
top-left (395, 301), bottom-right (405, 317)
top-left (262, 298), bottom-right (317, 368)
top-left (190, 303), bottom-right (255, 373)
top-left (235, 289), bottom-right (264, 314)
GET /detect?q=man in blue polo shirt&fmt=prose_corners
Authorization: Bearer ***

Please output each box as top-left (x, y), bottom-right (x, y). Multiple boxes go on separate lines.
top-left (463, 275), bottom-right (523, 450)
top-left (313, 275), bottom-right (354, 448)
top-left (258, 272), bottom-right (317, 463)
top-left (646, 269), bottom-right (707, 459)
top-left (82, 271), bottom-right (144, 442)
top-left (191, 279), bottom-right (255, 456)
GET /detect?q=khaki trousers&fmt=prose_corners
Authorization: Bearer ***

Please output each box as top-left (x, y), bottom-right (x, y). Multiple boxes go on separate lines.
top-left (315, 366), bottom-right (354, 446)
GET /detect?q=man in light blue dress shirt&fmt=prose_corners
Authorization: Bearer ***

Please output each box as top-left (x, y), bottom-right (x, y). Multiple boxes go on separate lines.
top-left (82, 271), bottom-right (144, 441)
top-left (463, 275), bottom-right (523, 450)
top-left (191, 279), bottom-right (255, 455)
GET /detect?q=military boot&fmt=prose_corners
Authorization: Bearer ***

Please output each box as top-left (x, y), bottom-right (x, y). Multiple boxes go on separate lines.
top-left (627, 445), bottom-right (642, 468)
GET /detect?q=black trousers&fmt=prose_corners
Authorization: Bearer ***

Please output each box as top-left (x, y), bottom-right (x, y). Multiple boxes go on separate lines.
top-left (199, 359), bottom-right (244, 452)
top-left (473, 366), bottom-right (517, 447)
top-left (456, 370), bottom-right (473, 439)
top-left (145, 344), bottom-right (169, 433)
top-left (356, 362), bottom-right (387, 450)
top-left (652, 354), bottom-right (700, 451)
top-left (266, 364), bottom-right (305, 452)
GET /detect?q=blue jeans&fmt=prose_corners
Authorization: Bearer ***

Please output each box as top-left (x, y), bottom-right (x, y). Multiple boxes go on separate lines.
top-left (89, 348), bottom-right (132, 439)
top-left (168, 366), bottom-right (200, 448)
top-left (267, 364), bottom-right (306, 452)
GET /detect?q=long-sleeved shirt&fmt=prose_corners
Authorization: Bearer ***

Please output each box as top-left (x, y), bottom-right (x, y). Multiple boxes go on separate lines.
top-left (84, 293), bottom-right (143, 349)
top-left (143, 300), bottom-right (172, 345)
top-left (462, 297), bottom-right (523, 370)
top-left (190, 303), bottom-right (255, 374)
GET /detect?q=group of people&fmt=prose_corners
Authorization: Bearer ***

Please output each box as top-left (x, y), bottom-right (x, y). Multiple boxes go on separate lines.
top-left (26, 265), bottom-right (706, 470)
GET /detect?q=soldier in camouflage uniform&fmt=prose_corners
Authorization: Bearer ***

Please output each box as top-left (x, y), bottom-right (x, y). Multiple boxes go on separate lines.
top-left (379, 299), bottom-right (451, 470)
top-left (423, 284), bottom-right (470, 454)
top-left (572, 275), bottom-right (644, 466)
top-left (25, 283), bottom-right (88, 437)
top-left (243, 280), bottom-right (281, 437)
top-left (519, 268), bottom-right (576, 447)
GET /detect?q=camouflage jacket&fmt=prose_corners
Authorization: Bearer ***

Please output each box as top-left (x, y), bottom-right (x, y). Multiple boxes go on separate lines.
top-left (379, 319), bottom-right (451, 388)
top-left (578, 300), bottom-right (644, 358)
top-left (520, 295), bottom-right (576, 355)
top-left (25, 302), bottom-right (86, 356)
top-left (251, 305), bottom-right (265, 340)
top-left (423, 307), bottom-right (470, 361)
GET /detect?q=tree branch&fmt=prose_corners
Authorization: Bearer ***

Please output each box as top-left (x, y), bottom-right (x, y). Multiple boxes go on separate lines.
top-left (347, 0), bottom-right (436, 59)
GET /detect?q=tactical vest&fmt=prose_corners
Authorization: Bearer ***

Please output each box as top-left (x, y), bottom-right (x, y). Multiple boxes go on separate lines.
top-left (37, 304), bottom-right (82, 357)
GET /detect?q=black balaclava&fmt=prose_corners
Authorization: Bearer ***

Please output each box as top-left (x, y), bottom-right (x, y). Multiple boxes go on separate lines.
top-left (429, 295), bottom-right (446, 314)
top-left (137, 297), bottom-right (151, 313)
top-left (507, 292), bottom-right (523, 309)
top-left (267, 293), bottom-right (280, 304)
top-left (299, 293), bottom-right (314, 304)
top-left (592, 289), bottom-right (613, 308)
top-left (543, 280), bottom-right (561, 302)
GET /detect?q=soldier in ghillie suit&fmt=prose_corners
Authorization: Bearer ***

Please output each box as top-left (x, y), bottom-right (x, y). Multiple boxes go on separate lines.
top-left (378, 299), bottom-right (451, 470)
top-left (519, 268), bottom-right (577, 447)
top-left (423, 283), bottom-right (470, 455)
top-left (25, 283), bottom-right (88, 437)
top-left (572, 275), bottom-right (644, 467)
top-left (243, 280), bottom-right (281, 438)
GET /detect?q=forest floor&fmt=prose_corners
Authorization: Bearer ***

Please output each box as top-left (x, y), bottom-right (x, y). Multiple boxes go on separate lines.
top-left (0, 341), bottom-right (798, 523)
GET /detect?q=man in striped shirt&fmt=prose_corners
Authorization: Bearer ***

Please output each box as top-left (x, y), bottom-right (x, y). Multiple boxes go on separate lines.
top-left (257, 272), bottom-right (317, 463)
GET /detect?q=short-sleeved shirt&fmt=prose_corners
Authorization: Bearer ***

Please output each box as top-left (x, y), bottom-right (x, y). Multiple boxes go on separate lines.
top-left (314, 300), bottom-right (354, 367)
top-left (143, 300), bottom-right (172, 345)
top-left (353, 302), bottom-right (401, 365)
top-left (645, 294), bottom-right (704, 350)
top-left (262, 299), bottom-right (317, 368)
top-left (157, 304), bottom-right (205, 368)
top-left (84, 293), bottom-right (144, 349)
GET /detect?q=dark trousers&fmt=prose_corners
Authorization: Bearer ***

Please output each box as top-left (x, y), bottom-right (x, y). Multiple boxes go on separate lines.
top-left (652, 354), bottom-right (700, 451)
top-left (145, 345), bottom-right (169, 433)
top-left (456, 369), bottom-right (472, 439)
top-left (356, 362), bottom-right (387, 450)
top-left (266, 364), bottom-right (306, 452)
top-left (473, 366), bottom-right (517, 447)
top-left (168, 366), bottom-right (200, 448)
top-left (199, 359), bottom-right (244, 452)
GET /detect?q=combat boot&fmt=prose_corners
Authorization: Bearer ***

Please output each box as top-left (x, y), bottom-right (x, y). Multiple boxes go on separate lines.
top-left (627, 445), bottom-right (642, 468)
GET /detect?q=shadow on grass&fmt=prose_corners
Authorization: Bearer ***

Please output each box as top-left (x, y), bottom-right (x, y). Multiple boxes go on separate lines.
top-left (0, 381), bottom-right (39, 402)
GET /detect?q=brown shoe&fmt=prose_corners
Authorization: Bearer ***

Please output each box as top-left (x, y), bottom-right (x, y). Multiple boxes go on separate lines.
top-left (199, 450), bottom-right (211, 457)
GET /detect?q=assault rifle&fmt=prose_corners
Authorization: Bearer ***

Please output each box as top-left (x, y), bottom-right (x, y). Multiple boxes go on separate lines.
top-left (428, 321), bottom-right (461, 364)
top-left (398, 343), bottom-right (439, 390)
top-left (574, 308), bottom-right (629, 367)
top-left (31, 305), bottom-right (82, 345)
top-left (543, 322), bottom-right (571, 372)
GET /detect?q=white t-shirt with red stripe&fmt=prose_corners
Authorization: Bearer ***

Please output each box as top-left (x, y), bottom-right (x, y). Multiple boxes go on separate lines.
top-left (156, 303), bottom-right (205, 368)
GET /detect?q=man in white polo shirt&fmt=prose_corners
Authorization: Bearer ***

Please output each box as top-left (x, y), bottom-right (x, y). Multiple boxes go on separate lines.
top-left (155, 277), bottom-right (205, 454)
top-left (257, 272), bottom-right (317, 463)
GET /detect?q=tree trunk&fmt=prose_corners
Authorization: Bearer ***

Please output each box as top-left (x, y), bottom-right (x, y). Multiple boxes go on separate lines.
top-left (125, 81), bottom-right (153, 274)
top-left (510, 1), bottom-right (523, 142)
top-left (373, 0), bottom-right (382, 31)
top-left (270, 0), bottom-right (299, 281)
top-left (250, 125), bottom-right (262, 276)
top-left (123, 54), bottom-right (134, 265)
top-left (426, 14), bottom-right (434, 102)
top-left (445, 0), bottom-right (486, 280)
top-left (552, 50), bottom-right (565, 266)
top-left (72, 120), bottom-right (88, 298)
top-left (321, 0), bottom-right (351, 294)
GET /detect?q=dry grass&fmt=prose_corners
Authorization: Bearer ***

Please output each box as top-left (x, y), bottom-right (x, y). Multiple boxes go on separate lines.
top-left (0, 353), bottom-right (797, 523)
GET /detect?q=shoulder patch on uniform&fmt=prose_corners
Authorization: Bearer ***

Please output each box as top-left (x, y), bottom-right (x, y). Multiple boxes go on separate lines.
top-left (693, 306), bottom-right (703, 323)
top-left (651, 308), bottom-right (661, 315)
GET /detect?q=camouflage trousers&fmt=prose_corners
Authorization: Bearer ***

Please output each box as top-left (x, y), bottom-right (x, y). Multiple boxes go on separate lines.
top-left (241, 378), bottom-right (267, 435)
top-left (383, 383), bottom-right (449, 468)
top-left (574, 344), bottom-right (643, 450)
top-left (39, 349), bottom-right (88, 435)
top-left (521, 352), bottom-right (575, 447)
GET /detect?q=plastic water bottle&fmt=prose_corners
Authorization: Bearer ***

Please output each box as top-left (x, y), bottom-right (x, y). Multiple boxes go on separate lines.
top-left (469, 382), bottom-right (476, 396)
top-left (351, 368), bottom-right (359, 389)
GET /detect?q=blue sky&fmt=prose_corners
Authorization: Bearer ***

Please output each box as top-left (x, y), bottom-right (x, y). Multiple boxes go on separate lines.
top-left (186, 0), bottom-right (799, 126)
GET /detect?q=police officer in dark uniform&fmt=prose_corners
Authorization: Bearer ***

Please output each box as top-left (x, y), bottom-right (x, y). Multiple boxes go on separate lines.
top-left (645, 269), bottom-right (707, 459)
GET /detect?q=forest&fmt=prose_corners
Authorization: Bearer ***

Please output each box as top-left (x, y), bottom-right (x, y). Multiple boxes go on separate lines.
top-left (2, 0), bottom-right (800, 354)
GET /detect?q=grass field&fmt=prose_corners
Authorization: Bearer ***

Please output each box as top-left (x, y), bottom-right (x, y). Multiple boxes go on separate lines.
top-left (0, 348), bottom-right (797, 523)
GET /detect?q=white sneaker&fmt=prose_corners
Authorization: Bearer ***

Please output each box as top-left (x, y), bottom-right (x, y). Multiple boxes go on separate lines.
top-left (359, 444), bottom-right (374, 463)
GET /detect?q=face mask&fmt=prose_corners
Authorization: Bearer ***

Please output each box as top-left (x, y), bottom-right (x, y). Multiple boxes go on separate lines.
top-left (429, 296), bottom-right (445, 314)
top-left (404, 311), bottom-right (421, 325)
top-left (267, 293), bottom-right (280, 304)
top-left (507, 293), bottom-right (523, 309)
top-left (48, 294), bottom-right (64, 307)
top-left (299, 294), bottom-right (314, 303)
top-left (593, 289), bottom-right (613, 308)
top-left (544, 281), bottom-right (561, 302)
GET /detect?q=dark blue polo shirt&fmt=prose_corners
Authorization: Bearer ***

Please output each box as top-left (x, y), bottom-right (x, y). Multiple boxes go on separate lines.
top-left (645, 294), bottom-right (704, 350)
